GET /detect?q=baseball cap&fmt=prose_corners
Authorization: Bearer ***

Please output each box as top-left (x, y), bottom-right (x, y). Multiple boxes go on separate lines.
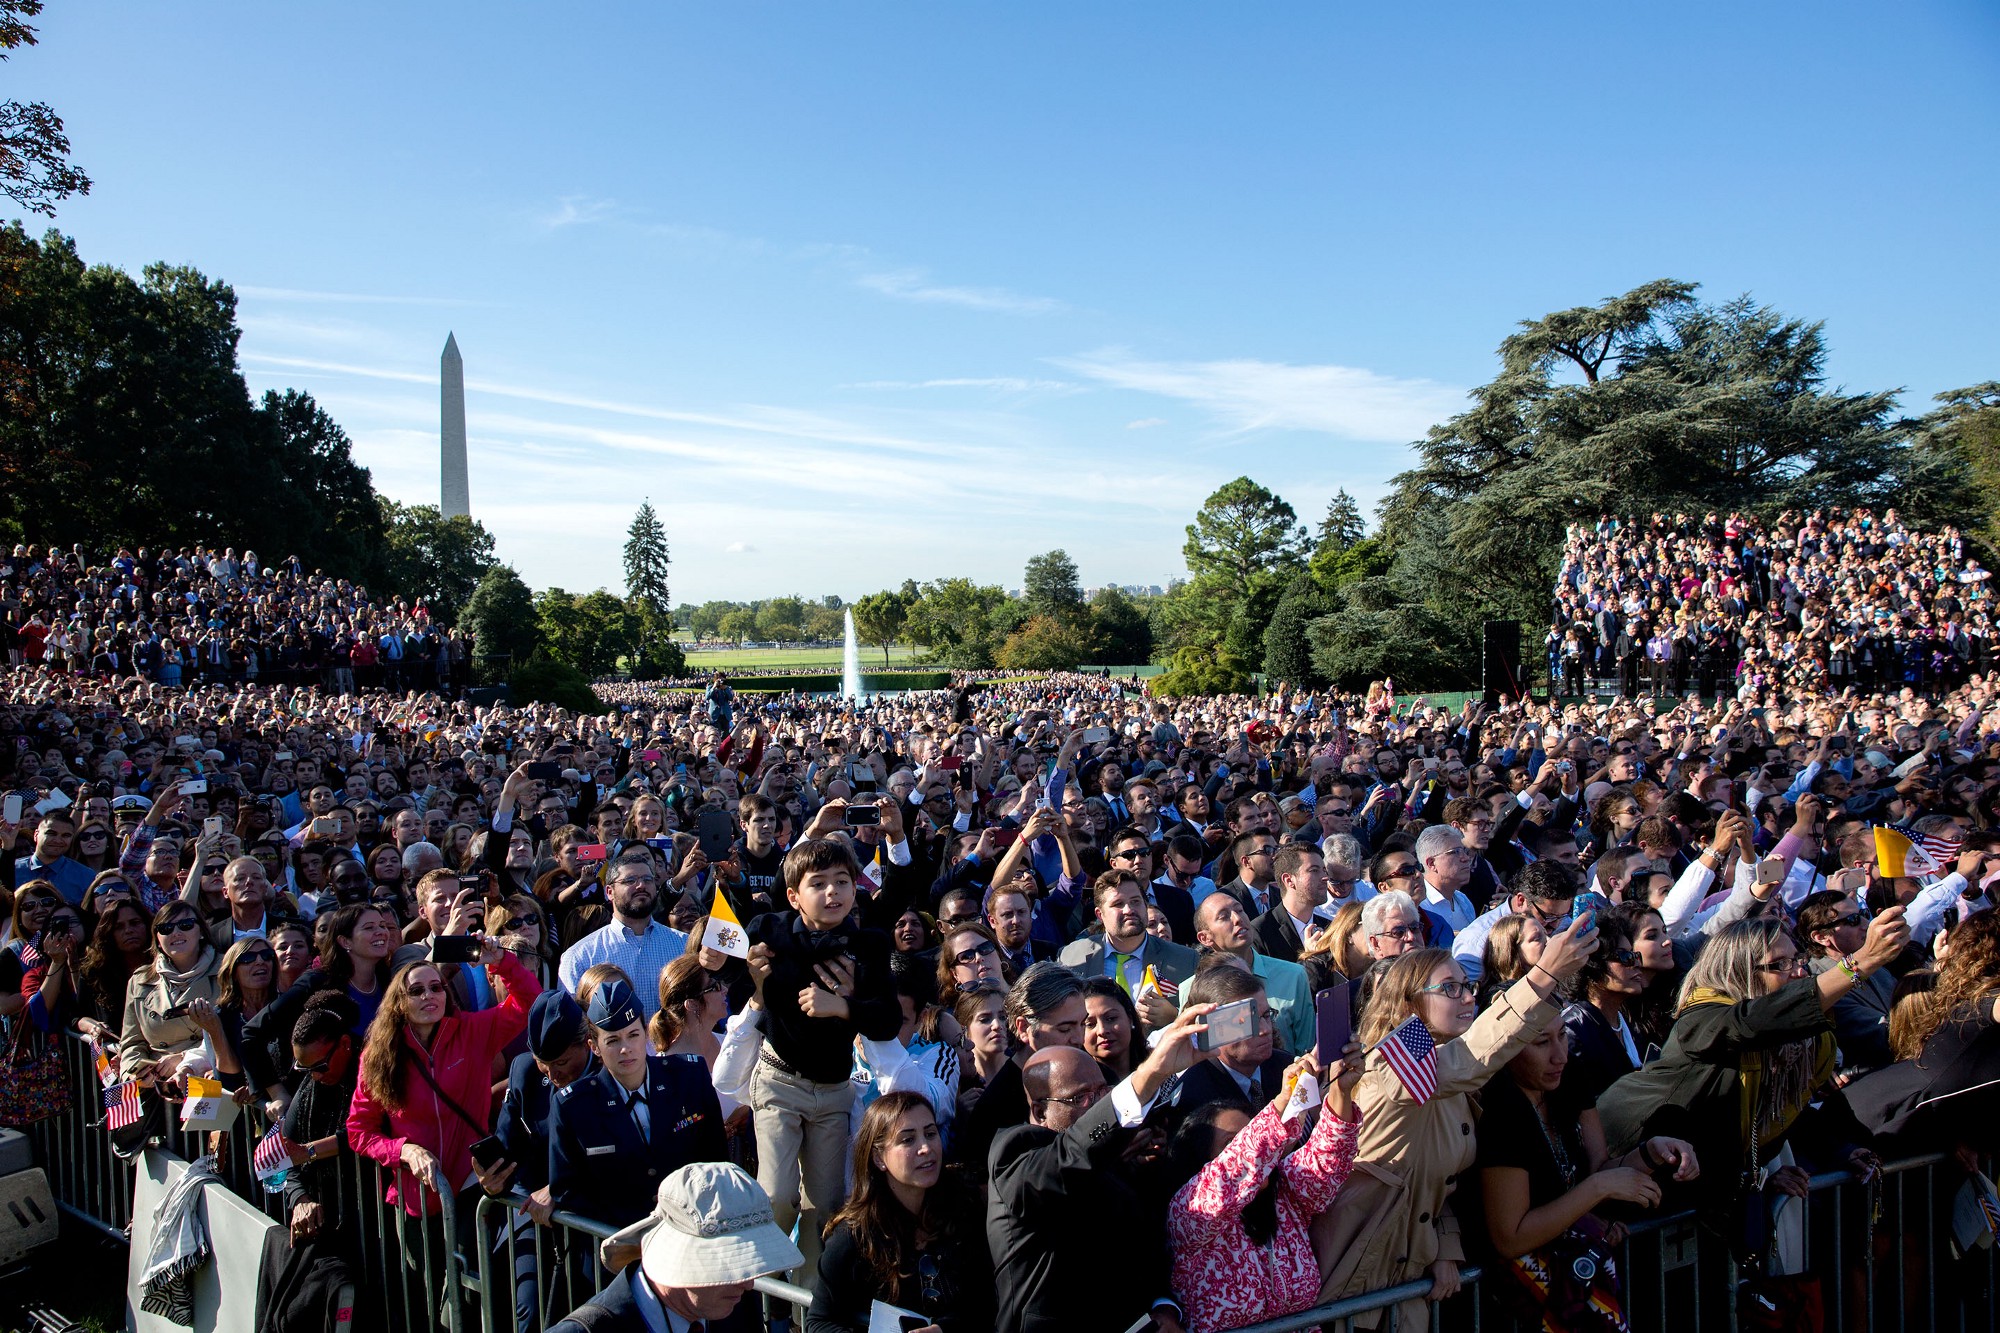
top-left (604, 1162), bottom-right (803, 1288)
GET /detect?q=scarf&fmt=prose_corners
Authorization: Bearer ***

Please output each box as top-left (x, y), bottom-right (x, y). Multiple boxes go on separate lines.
top-left (141, 1153), bottom-right (219, 1326)
top-left (155, 945), bottom-right (216, 990)
top-left (1680, 986), bottom-right (1832, 1164)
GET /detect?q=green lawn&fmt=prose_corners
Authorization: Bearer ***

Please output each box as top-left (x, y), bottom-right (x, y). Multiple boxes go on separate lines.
top-left (674, 642), bottom-right (924, 670)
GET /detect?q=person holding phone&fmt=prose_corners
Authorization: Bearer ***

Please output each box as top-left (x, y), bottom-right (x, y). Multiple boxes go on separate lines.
top-left (117, 899), bottom-right (222, 1092)
top-left (1164, 1044), bottom-right (1364, 1333)
top-left (806, 1090), bottom-right (993, 1333)
top-left (1311, 915), bottom-right (1600, 1328)
top-left (1162, 962), bottom-right (1291, 1133)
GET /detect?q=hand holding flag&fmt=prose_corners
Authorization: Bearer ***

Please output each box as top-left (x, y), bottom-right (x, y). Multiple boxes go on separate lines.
top-left (701, 890), bottom-right (750, 960)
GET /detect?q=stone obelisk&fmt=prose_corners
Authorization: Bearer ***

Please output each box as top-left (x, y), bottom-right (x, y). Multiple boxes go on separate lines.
top-left (440, 333), bottom-right (470, 518)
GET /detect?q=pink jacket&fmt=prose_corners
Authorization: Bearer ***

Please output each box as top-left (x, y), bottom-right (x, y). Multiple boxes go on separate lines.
top-left (346, 952), bottom-right (540, 1215)
top-left (1168, 1093), bottom-right (1361, 1333)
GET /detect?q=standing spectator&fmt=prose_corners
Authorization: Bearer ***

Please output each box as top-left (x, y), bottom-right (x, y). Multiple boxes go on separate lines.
top-left (1165, 1044), bottom-right (1364, 1333)
top-left (808, 1090), bottom-right (994, 1333)
top-left (1310, 917), bottom-right (1599, 1330)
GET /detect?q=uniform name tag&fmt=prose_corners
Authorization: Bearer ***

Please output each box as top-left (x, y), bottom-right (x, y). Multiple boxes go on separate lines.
top-left (586, 1145), bottom-right (617, 1157)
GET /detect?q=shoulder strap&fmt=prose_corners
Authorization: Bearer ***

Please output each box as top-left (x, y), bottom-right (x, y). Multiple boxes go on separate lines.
top-left (407, 1050), bottom-right (489, 1137)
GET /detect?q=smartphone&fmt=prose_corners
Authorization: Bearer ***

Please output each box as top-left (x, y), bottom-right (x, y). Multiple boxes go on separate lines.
top-left (1756, 856), bottom-right (1788, 886)
top-left (204, 816), bottom-right (223, 839)
top-left (458, 874), bottom-right (485, 895)
top-left (178, 778), bottom-right (208, 795)
top-left (468, 1135), bottom-right (508, 1170)
top-left (696, 809), bottom-right (736, 864)
top-left (573, 843), bottom-right (608, 863)
top-left (1081, 726), bottom-right (1111, 745)
top-left (936, 755), bottom-right (963, 772)
top-left (638, 749), bottom-right (662, 763)
top-left (274, 750), bottom-right (294, 761)
top-left (1830, 866), bottom-right (1869, 896)
top-left (1314, 986), bottom-right (1352, 1065)
top-left (1425, 758), bottom-right (1440, 772)
top-left (432, 934), bottom-right (483, 964)
top-left (849, 763), bottom-right (873, 783)
top-left (1, 794), bottom-right (19, 825)
top-left (525, 762), bottom-right (561, 783)
top-left (1196, 997), bottom-right (1265, 1052)
top-left (161, 1003), bottom-right (191, 1020)
top-left (309, 817), bottom-right (340, 838)
top-left (843, 804), bottom-right (881, 828)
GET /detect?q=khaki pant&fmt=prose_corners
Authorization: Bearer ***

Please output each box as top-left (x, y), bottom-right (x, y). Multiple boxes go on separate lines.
top-left (748, 1059), bottom-right (854, 1283)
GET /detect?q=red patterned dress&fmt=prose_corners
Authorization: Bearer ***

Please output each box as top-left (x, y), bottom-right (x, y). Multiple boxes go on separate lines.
top-left (1167, 1095), bottom-right (1362, 1332)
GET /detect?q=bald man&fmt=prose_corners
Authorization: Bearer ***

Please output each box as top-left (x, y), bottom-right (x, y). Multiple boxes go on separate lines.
top-left (202, 853), bottom-right (284, 948)
top-left (1192, 895), bottom-right (1313, 1057)
top-left (989, 1005), bottom-right (1212, 1333)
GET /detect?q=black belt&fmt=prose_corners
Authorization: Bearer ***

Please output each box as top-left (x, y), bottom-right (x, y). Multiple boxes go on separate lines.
top-left (758, 1048), bottom-right (804, 1078)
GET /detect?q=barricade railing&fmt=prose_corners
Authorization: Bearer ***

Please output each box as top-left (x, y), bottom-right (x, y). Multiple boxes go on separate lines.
top-left (25, 1024), bottom-right (1995, 1333)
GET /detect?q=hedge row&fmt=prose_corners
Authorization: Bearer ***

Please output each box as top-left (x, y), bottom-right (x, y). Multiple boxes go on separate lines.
top-left (728, 671), bottom-right (953, 694)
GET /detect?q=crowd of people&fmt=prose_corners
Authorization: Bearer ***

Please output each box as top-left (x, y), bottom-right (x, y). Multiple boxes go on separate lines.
top-left (0, 530), bottom-right (1999, 1332)
top-left (1549, 508), bottom-right (1994, 699)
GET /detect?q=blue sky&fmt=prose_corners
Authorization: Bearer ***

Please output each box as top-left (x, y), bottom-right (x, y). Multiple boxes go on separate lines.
top-left (15, 2), bottom-right (1998, 600)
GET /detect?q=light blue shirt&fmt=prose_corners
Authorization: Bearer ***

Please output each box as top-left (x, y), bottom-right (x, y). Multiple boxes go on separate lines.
top-left (557, 917), bottom-right (688, 1018)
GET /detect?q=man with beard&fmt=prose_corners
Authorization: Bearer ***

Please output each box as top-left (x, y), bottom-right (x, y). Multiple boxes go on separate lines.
top-left (556, 851), bottom-right (687, 1019)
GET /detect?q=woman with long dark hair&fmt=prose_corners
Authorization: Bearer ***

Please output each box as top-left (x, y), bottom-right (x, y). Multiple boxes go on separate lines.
top-left (1080, 976), bottom-right (1140, 1081)
top-left (347, 943), bottom-right (539, 1218)
top-left (242, 903), bottom-right (399, 1113)
top-left (807, 1090), bottom-right (993, 1333)
top-left (76, 899), bottom-right (151, 1045)
top-left (191, 937), bottom-right (279, 1095)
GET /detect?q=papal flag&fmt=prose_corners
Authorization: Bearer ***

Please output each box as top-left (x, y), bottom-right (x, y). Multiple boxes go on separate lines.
top-left (1875, 825), bottom-right (1943, 879)
top-left (703, 890), bottom-right (751, 959)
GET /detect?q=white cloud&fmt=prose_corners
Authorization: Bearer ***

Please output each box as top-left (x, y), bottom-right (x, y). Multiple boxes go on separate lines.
top-left (1125, 417), bottom-right (1168, 429)
top-left (538, 195), bottom-right (618, 230)
top-left (846, 377), bottom-right (1076, 393)
top-left (1059, 351), bottom-right (1463, 443)
top-left (855, 269), bottom-right (1061, 315)
top-left (726, 541), bottom-right (755, 553)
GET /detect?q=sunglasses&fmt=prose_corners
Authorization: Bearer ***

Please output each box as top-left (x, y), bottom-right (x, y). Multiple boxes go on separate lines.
top-left (503, 914), bottom-right (542, 931)
top-left (1828, 911), bottom-right (1868, 931)
top-left (157, 918), bottom-right (199, 936)
top-left (406, 981), bottom-right (449, 998)
top-left (238, 951), bottom-right (277, 966)
top-left (1607, 948), bottom-right (1643, 966)
top-left (952, 941), bottom-right (999, 967)
top-left (293, 1050), bottom-right (338, 1075)
top-left (1372, 923), bottom-right (1421, 942)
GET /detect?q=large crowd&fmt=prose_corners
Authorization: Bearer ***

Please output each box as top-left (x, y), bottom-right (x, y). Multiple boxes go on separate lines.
top-left (1549, 508), bottom-right (1994, 698)
top-left (1, 534), bottom-right (1999, 1333)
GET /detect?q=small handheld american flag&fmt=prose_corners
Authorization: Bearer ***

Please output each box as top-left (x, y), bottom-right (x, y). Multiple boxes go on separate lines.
top-left (103, 1081), bottom-right (143, 1131)
top-left (252, 1126), bottom-right (291, 1181)
top-left (1378, 1014), bottom-right (1439, 1105)
top-left (17, 937), bottom-right (41, 970)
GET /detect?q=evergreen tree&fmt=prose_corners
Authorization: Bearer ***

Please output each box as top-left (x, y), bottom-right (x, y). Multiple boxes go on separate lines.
top-left (1315, 489), bottom-right (1365, 555)
top-left (623, 501), bottom-right (672, 613)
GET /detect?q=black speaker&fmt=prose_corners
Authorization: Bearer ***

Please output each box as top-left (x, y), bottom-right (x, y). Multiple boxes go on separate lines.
top-left (1481, 620), bottom-right (1521, 700)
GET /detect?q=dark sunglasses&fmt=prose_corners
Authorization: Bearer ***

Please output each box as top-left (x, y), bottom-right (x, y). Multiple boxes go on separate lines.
top-left (156, 917), bottom-right (200, 936)
top-left (952, 940), bottom-right (999, 967)
top-left (238, 950), bottom-right (277, 966)
top-left (1607, 948), bottom-right (1643, 966)
top-left (503, 913), bottom-right (542, 931)
top-left (293, 1051), bottom-right (338, 1075)
top-left (1829, 911), bottom-right (1868, 931)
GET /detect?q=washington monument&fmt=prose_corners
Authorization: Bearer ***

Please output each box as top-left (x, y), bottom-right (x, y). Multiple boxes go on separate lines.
top-left (440, 333), bottom-right (470, 517)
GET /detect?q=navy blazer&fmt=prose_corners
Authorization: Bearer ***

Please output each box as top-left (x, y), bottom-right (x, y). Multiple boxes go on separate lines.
top-left (548, 1053), bottom-right (726, 1227)
top-left (497, 1049), bottom-right (595, 1193)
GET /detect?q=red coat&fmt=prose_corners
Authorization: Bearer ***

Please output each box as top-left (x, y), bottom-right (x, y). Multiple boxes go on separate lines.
top-left (346, 952), bottom-right (539, 1215)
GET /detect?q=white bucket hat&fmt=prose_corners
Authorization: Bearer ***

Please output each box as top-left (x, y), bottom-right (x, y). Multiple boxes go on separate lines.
top-left (603, 1162), bottom-right (803, 1289)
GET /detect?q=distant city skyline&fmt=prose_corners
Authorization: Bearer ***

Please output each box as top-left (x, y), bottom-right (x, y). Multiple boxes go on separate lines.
top-left (19, 3), bottom-right (1996, 600)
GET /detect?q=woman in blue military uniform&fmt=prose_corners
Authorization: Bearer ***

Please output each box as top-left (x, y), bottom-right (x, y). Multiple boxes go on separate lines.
top-left (549, 977), bottom-right (729, 1227)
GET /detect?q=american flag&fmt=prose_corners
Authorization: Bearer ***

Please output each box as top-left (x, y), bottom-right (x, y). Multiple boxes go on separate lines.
top-left (251, 1126), bottom-right (291, 1180)
top-left (1378, 1014), bottom-right (1439, 1105)
top-left (1916, 829), bottom-right (1964, 867)
top-left (17, 938), bottom-right (41, 970)
top-left (103, 1081), bottom-right (143, 1130)
top-left (1981, 1186), bottom-right (2000, 1238)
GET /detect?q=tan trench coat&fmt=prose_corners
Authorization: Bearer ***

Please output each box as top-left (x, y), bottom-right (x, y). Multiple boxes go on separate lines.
top-left (1309, 978), bottom-right (1558, 1328)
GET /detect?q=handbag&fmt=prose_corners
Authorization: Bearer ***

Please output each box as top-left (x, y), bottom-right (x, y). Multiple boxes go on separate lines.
top-left (1496, 1214), bottom-right (1629, 1333)
top-left (0, 1020), bottom-right (72, 1128)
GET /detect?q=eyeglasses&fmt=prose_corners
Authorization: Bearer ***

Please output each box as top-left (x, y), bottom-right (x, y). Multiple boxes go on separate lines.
top-left (1371, 923), bottom-right (1421, 942)
top-left (406, 981), bottom-right (449, 998)
top-left (1321, 806), bottom-right (1352, 817)
top-left (1109, 848), bottom-right (1146, 862)
top-left (1755, 954), bottom-right (1809, 975)
top-left (1829, 911), bottom-right (1868, 931)
top-left (1607, 949), bottom-right (1643, 966)
top-left (952, 941), bottom-right (999, 967)
top-left (238, 950), bottom-right (277, 966)
top-left (293, 1051), bottom-right (337, 1075)
top-left (1419, 979), bottom-right (1476, 1000)
top-left (1036, 1089), bottom-right (1104, 1109)
top-left (504, 913), bottom-right (543, 931)
top-left (157, 918), bottom-right (199, 936)
top-left (1380, 865), bottom-right (1420, 880)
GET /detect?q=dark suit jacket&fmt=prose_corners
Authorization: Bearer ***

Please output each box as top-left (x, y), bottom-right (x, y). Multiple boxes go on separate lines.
top-left (1147, 877), bottom-right (1198, 944)
top-left (549, 1054), bottom-right (727, 1227)
top-left (1164, 1050), bottom-right (1294, 1133)
top-left (988, 1092), bottom-right (1170, 1333)
top-left (1249, 905), bottom-right (1306, 963)
top-left (1218, 877), bottom-right (1278, 921)
top-left (999, 938), bottom-right (1060, 979)
top-left (497, 1048), bottom-right (594, 1193)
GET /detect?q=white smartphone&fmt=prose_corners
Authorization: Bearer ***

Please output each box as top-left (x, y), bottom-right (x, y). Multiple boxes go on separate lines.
top-left (1, 794), bottom-right (20, 825)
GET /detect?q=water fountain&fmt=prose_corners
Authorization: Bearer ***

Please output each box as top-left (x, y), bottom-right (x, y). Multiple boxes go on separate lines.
top-left (842, 609), bottom-right (863, 702)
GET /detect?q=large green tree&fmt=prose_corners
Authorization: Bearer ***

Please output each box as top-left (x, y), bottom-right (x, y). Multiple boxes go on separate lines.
top-left (536, 588), bottom-right (640, 677)
top-left (622, 501), bottom-right (671, 612)
top-left (1180, 477), bottom-right (1307, 662)
top-left (460, 564), bottom-right (540, 680)
top-left (1022, 549), bottom-right (1085, 622)
top-left (1085, 587), bottom-right (1153, 665)
top-left (852, 589), bottom-right (910, 664)
top-left (377, 500), bottom-right (496, 626)
top-left (1324, 280), bottom-right (1933, 688)
top-left (905, 578), bottom-right (1017, 669)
